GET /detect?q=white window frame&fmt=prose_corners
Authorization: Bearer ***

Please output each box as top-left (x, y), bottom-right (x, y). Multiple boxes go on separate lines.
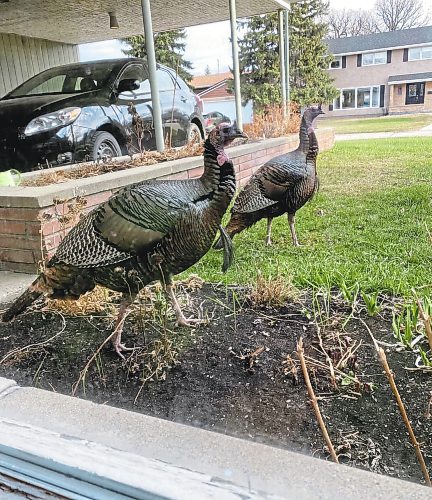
top-left (408, 45), bottom-right (432, 61)
top-left (333, 86), bottom-right (381, 110)
top-left (329, 55), bottom-right (343, 70)
top-left (362, 51), bottom-right (387, 66)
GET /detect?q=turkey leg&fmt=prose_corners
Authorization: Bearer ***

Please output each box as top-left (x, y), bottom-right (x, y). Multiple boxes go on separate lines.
top-left (266, 217), bottom-right (273, 246)
top-left (165, 283), bottom-right (203, 327)
top-left (288, 213), bottom-right (300, 247)
top-left (111, 294), bottom-right (136, 358)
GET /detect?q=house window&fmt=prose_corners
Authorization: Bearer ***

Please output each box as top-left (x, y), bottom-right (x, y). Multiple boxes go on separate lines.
top-left (333, 86), bottom-right (381, 109)
top-left (329, 56), bottom-right (342, 69)
top-left (408, 45), bottom-right (432, 60)
top-left (341, 89), bottom-right (355, 108)
top-left (362, 51), bottom-right (387, 65)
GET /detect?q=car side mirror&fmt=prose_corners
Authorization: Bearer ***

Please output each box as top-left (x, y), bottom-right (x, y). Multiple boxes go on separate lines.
top-left (117, 79), bottom-right (140, 93)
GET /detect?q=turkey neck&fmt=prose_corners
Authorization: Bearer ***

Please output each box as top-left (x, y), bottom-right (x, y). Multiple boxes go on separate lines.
top-left (201, 140), bottom-right (236, 208)
top-left (298, 117), bottom-right (311, 153)
top-left (306, 127), bottom-right (319, 165)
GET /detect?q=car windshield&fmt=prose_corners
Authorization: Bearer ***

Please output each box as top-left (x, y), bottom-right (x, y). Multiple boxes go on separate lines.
top-left (7, 61), bottom-right (119, 98)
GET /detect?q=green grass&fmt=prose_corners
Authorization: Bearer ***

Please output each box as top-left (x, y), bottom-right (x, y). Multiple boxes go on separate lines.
top-left (320, 114), bottom-right (432, 134)
top-left (186, 137), bottom-right (432, 297)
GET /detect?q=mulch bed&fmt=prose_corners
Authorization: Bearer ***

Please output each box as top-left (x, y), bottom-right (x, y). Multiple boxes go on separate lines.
top-left (0, 283), bottom-right (430, 486)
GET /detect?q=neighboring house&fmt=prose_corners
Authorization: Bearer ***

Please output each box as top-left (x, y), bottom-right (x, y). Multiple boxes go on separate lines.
top-left (0, 34), bottom-right (78, 97)
top-left (191, 72), bottom-right (254, 124)
top-left (325, 26), bottom-right (432, 116)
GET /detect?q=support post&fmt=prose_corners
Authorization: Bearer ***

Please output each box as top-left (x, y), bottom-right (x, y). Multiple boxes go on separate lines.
top-left (141, 0), bottom-right (164, 152)
top-left (284, 9), bottom-right (290, 115)
top-left (278, 10), bottom-right (287, 116)
top-left (229, 0), bottom-right (243, 130)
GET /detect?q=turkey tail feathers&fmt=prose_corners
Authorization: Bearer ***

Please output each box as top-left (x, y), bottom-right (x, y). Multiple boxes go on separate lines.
top-left (218, 225), bottom-right (234, 273)
top-left (2, 278), bottom-right (44, 323)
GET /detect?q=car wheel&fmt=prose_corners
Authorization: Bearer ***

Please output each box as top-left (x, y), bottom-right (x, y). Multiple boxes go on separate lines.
top-left (188, 123), bottom-right (202, 144)
top-left (89, 132), bottom-right (122, 162)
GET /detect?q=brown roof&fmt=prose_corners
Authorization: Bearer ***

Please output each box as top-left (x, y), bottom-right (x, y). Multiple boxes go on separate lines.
top-left (191, 72), bottom-right (233, 89)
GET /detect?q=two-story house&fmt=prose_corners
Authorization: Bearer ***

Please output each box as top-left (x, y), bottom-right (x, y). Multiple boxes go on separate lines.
top-left (325, 26), bottom-right (432, 116)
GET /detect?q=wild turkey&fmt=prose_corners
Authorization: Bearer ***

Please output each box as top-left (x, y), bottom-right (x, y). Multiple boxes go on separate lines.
top-left (2, 123), bottom-right (246, 357)
top-left (215, 105), bottom-right (324, 248)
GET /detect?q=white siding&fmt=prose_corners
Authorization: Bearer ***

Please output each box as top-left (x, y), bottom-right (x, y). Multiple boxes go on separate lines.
top-left (0, 34), bottom-right (79, 97)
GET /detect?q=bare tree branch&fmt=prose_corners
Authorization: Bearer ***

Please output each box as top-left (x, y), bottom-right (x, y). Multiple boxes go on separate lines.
top-left (375, 0), bottom-right (429, 31)
top-left (326, 9), bottom-right (378, 38)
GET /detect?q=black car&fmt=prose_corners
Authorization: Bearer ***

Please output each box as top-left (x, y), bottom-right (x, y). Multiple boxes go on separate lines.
top-left (0, 58), bottom-right (205, 172)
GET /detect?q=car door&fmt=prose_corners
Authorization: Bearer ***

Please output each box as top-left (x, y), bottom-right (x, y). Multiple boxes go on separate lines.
top-left (114, 63), bottom-right (155, 153)
top-left (157, 68), bottom-right (189, 147)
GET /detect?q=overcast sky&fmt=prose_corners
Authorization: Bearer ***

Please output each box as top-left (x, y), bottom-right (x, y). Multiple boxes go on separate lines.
top-left (79, 0), bottom-right (425, 75)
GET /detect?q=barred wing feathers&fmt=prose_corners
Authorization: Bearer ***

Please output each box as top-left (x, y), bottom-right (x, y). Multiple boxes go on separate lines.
top-left (53, 186), bottom-right (191, 268)
top-left (233, 153), bottom-right (308, 214)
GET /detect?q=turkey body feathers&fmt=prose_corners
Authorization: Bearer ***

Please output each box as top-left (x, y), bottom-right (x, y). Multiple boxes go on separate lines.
top-left (217, 106), bottom-right (323, 247)
top-left (2, 123), bottom-right (245, 324)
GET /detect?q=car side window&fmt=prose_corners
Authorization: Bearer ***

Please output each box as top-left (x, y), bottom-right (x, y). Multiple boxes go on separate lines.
top-left (118, 64), bottom-right (150, 98)
top-left (157, 69), bottom-right (175, 92)
top-left (27, 75), bottom-right (66, 95)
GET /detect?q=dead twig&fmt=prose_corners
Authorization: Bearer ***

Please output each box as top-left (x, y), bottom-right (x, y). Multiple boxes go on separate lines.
top-left (316, 325), bottom-right (337, 388)
top-left (0, 311), bottom-right (66, 365)
top-left (72, 321), bottom-right (132, 396)
top-left (360, 318), bottom-right (431, 486)
top-left (425, 391), bottom-right (432, 420)
top-left (416, 299), bottom-right (432, 353)
top-left (297, 337), bottom-right (339, 463)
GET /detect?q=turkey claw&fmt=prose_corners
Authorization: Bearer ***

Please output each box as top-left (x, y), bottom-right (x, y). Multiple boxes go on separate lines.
top-left (113, 342), bottom-right (137, 360)
top-left (176, 316), bottom-right (204, 328)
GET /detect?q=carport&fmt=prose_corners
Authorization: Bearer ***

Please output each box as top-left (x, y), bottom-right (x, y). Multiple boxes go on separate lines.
top-left (0, 0), bottom-right (293, 150)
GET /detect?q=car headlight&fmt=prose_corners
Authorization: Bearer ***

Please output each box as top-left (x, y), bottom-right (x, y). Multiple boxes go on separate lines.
top-left (24, 107), bottom-right (81, 136)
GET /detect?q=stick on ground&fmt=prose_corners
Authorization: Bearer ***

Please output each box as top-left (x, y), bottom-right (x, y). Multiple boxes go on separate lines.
top-left (297, 337), bottom-right (339, 463)
top-left (361, 319), bottom-right (431, 486)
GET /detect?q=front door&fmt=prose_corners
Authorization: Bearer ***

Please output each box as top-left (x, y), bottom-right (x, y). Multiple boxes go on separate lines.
top-left (405, 82), bottom-right (425, 105)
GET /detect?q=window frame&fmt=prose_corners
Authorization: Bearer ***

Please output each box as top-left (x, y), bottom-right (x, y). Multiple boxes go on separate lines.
top-left (408, 44), bottom-right (432, 61)
top-left (329, 55), bottom-right (343, 70)
top-left (361, 51), bottom-right (387, 66)
top-left (333, 85), bottom-right (382, 110)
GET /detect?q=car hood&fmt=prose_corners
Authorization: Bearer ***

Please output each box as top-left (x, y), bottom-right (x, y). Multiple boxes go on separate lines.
top-left (0, 93), bottom-right (97, 128)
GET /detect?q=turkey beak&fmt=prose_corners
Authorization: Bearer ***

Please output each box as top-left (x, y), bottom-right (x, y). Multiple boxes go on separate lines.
top-left (230, 121), bottom-right (248, 140)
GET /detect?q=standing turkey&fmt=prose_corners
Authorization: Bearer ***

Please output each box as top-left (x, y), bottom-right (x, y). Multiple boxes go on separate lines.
top-left (215, 105), bottom-right (324, 247)
top-left (2, 123), bottom-right (246, 357)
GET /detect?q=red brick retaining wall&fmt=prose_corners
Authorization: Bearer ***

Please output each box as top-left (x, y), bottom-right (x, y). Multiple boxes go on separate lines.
top-left (0, 130), bottom-right (334, 273)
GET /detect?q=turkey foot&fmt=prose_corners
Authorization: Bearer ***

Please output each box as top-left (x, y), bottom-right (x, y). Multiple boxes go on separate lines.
top-left (111, 295), bottom-right (136, 359)
top-left (166, 284), bottom-right (203, 329)
top-left (288, 214), bottom-right (301, 247)
top-left (176, 315), bottom-right (204, 328)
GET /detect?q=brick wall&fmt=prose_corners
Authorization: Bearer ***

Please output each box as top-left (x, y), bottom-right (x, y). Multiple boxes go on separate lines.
top-left (0, 130), bottom-right (334, 273)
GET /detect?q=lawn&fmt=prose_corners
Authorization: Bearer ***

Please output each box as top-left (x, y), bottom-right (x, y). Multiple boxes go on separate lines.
top-left (319, 114), bottom-right (432, 134)
top-left (189, 137), bottom-right (432, 297)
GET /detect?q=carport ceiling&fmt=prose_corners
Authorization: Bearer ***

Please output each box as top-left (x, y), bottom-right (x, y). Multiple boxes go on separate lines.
top-left (0, 0), bottom-right (291, 45)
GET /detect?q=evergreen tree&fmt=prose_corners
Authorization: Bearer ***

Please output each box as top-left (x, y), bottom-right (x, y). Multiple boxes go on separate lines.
top-left (123, 30), bottom-right (193, 82)
top-left (234, 1), bottom-right (337, 110)
top-left (204, 64), bottom-right (211, 75)
top-left (289, 0), bottom-right (338, 105)
top-left (234, 13), bottom-right (281, 111)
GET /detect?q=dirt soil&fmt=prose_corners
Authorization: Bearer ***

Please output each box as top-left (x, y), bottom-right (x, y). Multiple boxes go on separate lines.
top-left (0, 283), bottom-right (431, 486)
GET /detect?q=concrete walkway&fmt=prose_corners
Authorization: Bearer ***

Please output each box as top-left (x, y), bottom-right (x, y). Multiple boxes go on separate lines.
top-left (335, 123), bottom-right (432, 141)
